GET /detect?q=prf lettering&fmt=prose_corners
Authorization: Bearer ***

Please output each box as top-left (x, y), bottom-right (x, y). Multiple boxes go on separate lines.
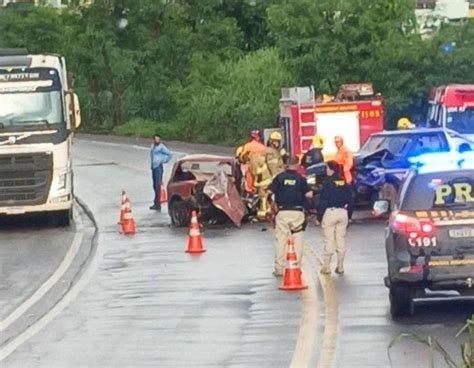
top-left (284, 179), bottom-right (296, 186)
top-left (435, 183), bottom-right (474, 205)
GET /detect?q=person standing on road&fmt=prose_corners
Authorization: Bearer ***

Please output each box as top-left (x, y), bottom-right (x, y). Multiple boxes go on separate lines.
top-left (334, 135), bottom-right (354, 220)
top-left (301, 134), bottom-right (325, 168)
top-left (268, 156), bottom-right (313, 277)
top-left (318, 160), bottom-right (352, 275)
top-left (150, 134), bottom-right (172, 211)
top-left (334, 136), bottom-right (354, 185)
top-left (265, 131), bottom-right (287, 178)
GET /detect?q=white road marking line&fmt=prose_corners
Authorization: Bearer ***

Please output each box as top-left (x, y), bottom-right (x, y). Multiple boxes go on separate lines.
top-left (306, 246), bottom-right (340, 368)
top-left (289, 252), bottom-right (319, 368)
top-left (0, 205), bottom-right (102, 362)
top-left (0, 209), bottom-right (84, 334)
top-left (267, 227), bottom-right (320, 367)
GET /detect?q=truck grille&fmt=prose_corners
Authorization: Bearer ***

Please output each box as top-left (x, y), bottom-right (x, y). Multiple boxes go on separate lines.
top-left (0, 153), bottom-right (53, 206)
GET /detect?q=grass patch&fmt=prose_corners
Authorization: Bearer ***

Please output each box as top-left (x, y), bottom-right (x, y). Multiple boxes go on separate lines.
top-left (113, 119), bottom-right (185, 141)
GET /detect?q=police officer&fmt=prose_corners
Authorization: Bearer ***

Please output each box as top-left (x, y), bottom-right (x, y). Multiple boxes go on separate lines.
top-left (318, 160), bottom-right (352, 275)
top-left (269, 156), bottom-right (313, 277)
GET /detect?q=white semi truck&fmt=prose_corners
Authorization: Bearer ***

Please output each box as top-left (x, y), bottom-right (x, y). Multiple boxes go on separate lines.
top-left (0, 49), bottom-right (81, 225)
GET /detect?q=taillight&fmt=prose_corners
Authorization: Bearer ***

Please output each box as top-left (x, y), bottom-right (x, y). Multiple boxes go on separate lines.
top-left (391, 213), bottom-right (437, 238)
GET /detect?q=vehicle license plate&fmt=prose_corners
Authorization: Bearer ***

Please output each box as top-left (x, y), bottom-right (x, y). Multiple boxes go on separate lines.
top-left (449, 228), bottom-right (474, 239)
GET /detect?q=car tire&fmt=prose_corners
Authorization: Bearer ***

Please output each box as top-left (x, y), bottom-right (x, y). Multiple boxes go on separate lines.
top-left (169, 200), bottom-right (191, 228)
top-left (389, 283), bottom-right (415, 318)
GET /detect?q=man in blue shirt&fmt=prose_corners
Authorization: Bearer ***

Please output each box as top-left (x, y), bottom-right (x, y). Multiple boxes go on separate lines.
top-left (268, 156), bottom-right (313, 277)
top-left (150, 134), bottom-right (172, 211)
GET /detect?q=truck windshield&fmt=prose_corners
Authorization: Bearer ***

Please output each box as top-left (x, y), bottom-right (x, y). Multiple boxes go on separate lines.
top-left (0, 91), bottom-right (63, 130)
top-left (446, 107), bottom-right (474, 134)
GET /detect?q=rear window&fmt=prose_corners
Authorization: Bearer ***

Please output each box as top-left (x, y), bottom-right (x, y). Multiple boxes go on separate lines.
top-left (401, 170), bottom-right (474, 210)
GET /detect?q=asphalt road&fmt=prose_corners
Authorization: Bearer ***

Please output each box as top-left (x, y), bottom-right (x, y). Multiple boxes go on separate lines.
top-left (1, 136), bottom-right (472, 367)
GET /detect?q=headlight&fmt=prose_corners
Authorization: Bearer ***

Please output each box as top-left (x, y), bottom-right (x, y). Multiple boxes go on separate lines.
top-left (56, 173), bottom-right (67, 190)
top-left (307, 175), bottom-right (317, 185)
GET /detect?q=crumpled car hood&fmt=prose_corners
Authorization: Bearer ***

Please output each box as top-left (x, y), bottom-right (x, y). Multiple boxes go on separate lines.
top-left (203, 167), bottom-right (247, 226)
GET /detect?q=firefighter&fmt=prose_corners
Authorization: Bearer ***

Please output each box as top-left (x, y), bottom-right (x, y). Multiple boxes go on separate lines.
top-left (397, 117), bottom-right (415, 130)
top-left (334, 136), bottom-right (354, 185)
top-left (240, 130), bottom-right (267, 194)
top-left (269, 156), bottom-right (314, 276)
top-left (318, 160), bottom-right (352, 275)
top-left (334, 135), bottom-right (355, 221)
top-left (301, 134), bottom-right (325, 168)
top-left (265, 131), bottom-right (287, 178)
top-left (255, 154), bottom-right (273, 219)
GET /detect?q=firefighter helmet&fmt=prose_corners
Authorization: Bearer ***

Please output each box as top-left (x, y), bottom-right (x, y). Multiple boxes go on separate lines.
top-left (312, 135), bottom-right (325, 149)
top-left (269, 131), bottom-right (283, 141)
top-left (397, 117), bottom-right (414, 130)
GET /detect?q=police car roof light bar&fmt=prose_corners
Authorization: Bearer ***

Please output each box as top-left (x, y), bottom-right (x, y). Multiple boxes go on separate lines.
top-left (409, 151), bottom-right (474, 174)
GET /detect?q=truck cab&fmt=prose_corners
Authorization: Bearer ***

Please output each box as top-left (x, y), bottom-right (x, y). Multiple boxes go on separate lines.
top-left (427, 84), bottom-right (474, 141)
top-left (0, 49), bottom-right (81, 225)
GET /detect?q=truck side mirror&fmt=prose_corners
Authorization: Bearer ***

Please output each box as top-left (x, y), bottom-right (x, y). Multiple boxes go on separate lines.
top-left (67, 92), bottom-right (81, 130)
top-left (73, 93), bottom-right (81, 129)
top-left (372, 199), bottom-right (390, 217)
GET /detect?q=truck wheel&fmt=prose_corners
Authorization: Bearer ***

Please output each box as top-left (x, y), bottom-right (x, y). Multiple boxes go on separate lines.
top-left (169, 200), bottom-right (191, 228)
top-left (389, 283), bottom-right (415, 318)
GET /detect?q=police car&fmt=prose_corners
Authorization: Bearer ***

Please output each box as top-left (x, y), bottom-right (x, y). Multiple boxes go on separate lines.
top-left (374, 151), bottom-right (474, 317)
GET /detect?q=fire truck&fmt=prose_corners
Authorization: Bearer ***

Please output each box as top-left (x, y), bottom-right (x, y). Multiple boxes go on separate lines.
top-left (427, 84), bottom-right (474, 141)
top-left (273, 83), bottom-right (384, 158)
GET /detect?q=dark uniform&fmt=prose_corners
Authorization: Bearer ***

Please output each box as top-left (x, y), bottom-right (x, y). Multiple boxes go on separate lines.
top-left (301, 147), bottom-right (324, 168)
top-left (318, 173), bottom-right (352, 274)
top-left (269, 168), bottom-right (312, 276)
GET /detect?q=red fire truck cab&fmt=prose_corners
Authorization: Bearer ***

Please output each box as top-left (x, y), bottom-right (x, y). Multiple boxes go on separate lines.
top-left (275, 84), bottom-right (384, 159)
top-left (427, 84), bottom-right (474, 141)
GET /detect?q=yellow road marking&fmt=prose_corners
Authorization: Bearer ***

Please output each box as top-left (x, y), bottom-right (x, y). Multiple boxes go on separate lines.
top-left (290, 250), bottom-right (319, 368)
top-left (306, 246), bottom-right (340, 368)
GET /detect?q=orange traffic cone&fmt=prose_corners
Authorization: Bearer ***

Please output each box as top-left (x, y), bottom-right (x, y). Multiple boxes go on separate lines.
top-left (279, 238), bottom-right (307, 291)
top-left (185, 210), bottom-right (206, 254)
top-left (160, 186), bottom-right (168, 204)
top-left (118, 191), bottom-right (128, 225)
top-left (121, 196), bottom-right (137, 235)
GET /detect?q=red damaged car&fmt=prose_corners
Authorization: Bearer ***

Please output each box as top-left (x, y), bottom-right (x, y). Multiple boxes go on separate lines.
top-left (166, 155), bottom-right (247, 227)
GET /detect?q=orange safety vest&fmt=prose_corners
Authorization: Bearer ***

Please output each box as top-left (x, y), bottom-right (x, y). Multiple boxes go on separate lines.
top-left (241, 140), bottom-right (266, 193)
top-left (243, 140), bottom-right (266, 156)
top-left (335, 145), bottom-right (354, 184)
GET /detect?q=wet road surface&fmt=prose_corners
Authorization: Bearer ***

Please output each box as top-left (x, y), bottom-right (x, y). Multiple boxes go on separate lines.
top-left (1, 137), bottom-right (472, 367)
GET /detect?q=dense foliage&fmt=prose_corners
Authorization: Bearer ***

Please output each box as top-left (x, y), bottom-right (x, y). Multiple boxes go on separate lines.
top-left (0, 0), bottom-right (473, 144)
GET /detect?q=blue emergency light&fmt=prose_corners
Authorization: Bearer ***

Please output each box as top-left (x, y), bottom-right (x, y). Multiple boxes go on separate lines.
top-left (409, 151), bottom-right (474, 174)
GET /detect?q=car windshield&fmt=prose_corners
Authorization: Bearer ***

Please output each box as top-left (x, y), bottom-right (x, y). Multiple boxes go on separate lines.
top-left (446, 107), bottom-right (474, 134)
top-left (401, 170), bottom-right (474, 211)
top-left (359, 133), bottom-right (449, 157)
top-left (0, 91), bottom-right (63, 129)
top-left (359, 135), bottom-right (412, 156)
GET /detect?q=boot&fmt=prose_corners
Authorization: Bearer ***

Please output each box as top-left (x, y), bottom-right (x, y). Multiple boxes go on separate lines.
top-left (320, 255), bottom-right (331, 274)
top-left (335, 257), bottom-right (345, 274)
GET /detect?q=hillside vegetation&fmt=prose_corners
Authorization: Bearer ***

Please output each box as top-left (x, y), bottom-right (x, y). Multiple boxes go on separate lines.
top-left (0, 0), bottom-right (473, 144)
